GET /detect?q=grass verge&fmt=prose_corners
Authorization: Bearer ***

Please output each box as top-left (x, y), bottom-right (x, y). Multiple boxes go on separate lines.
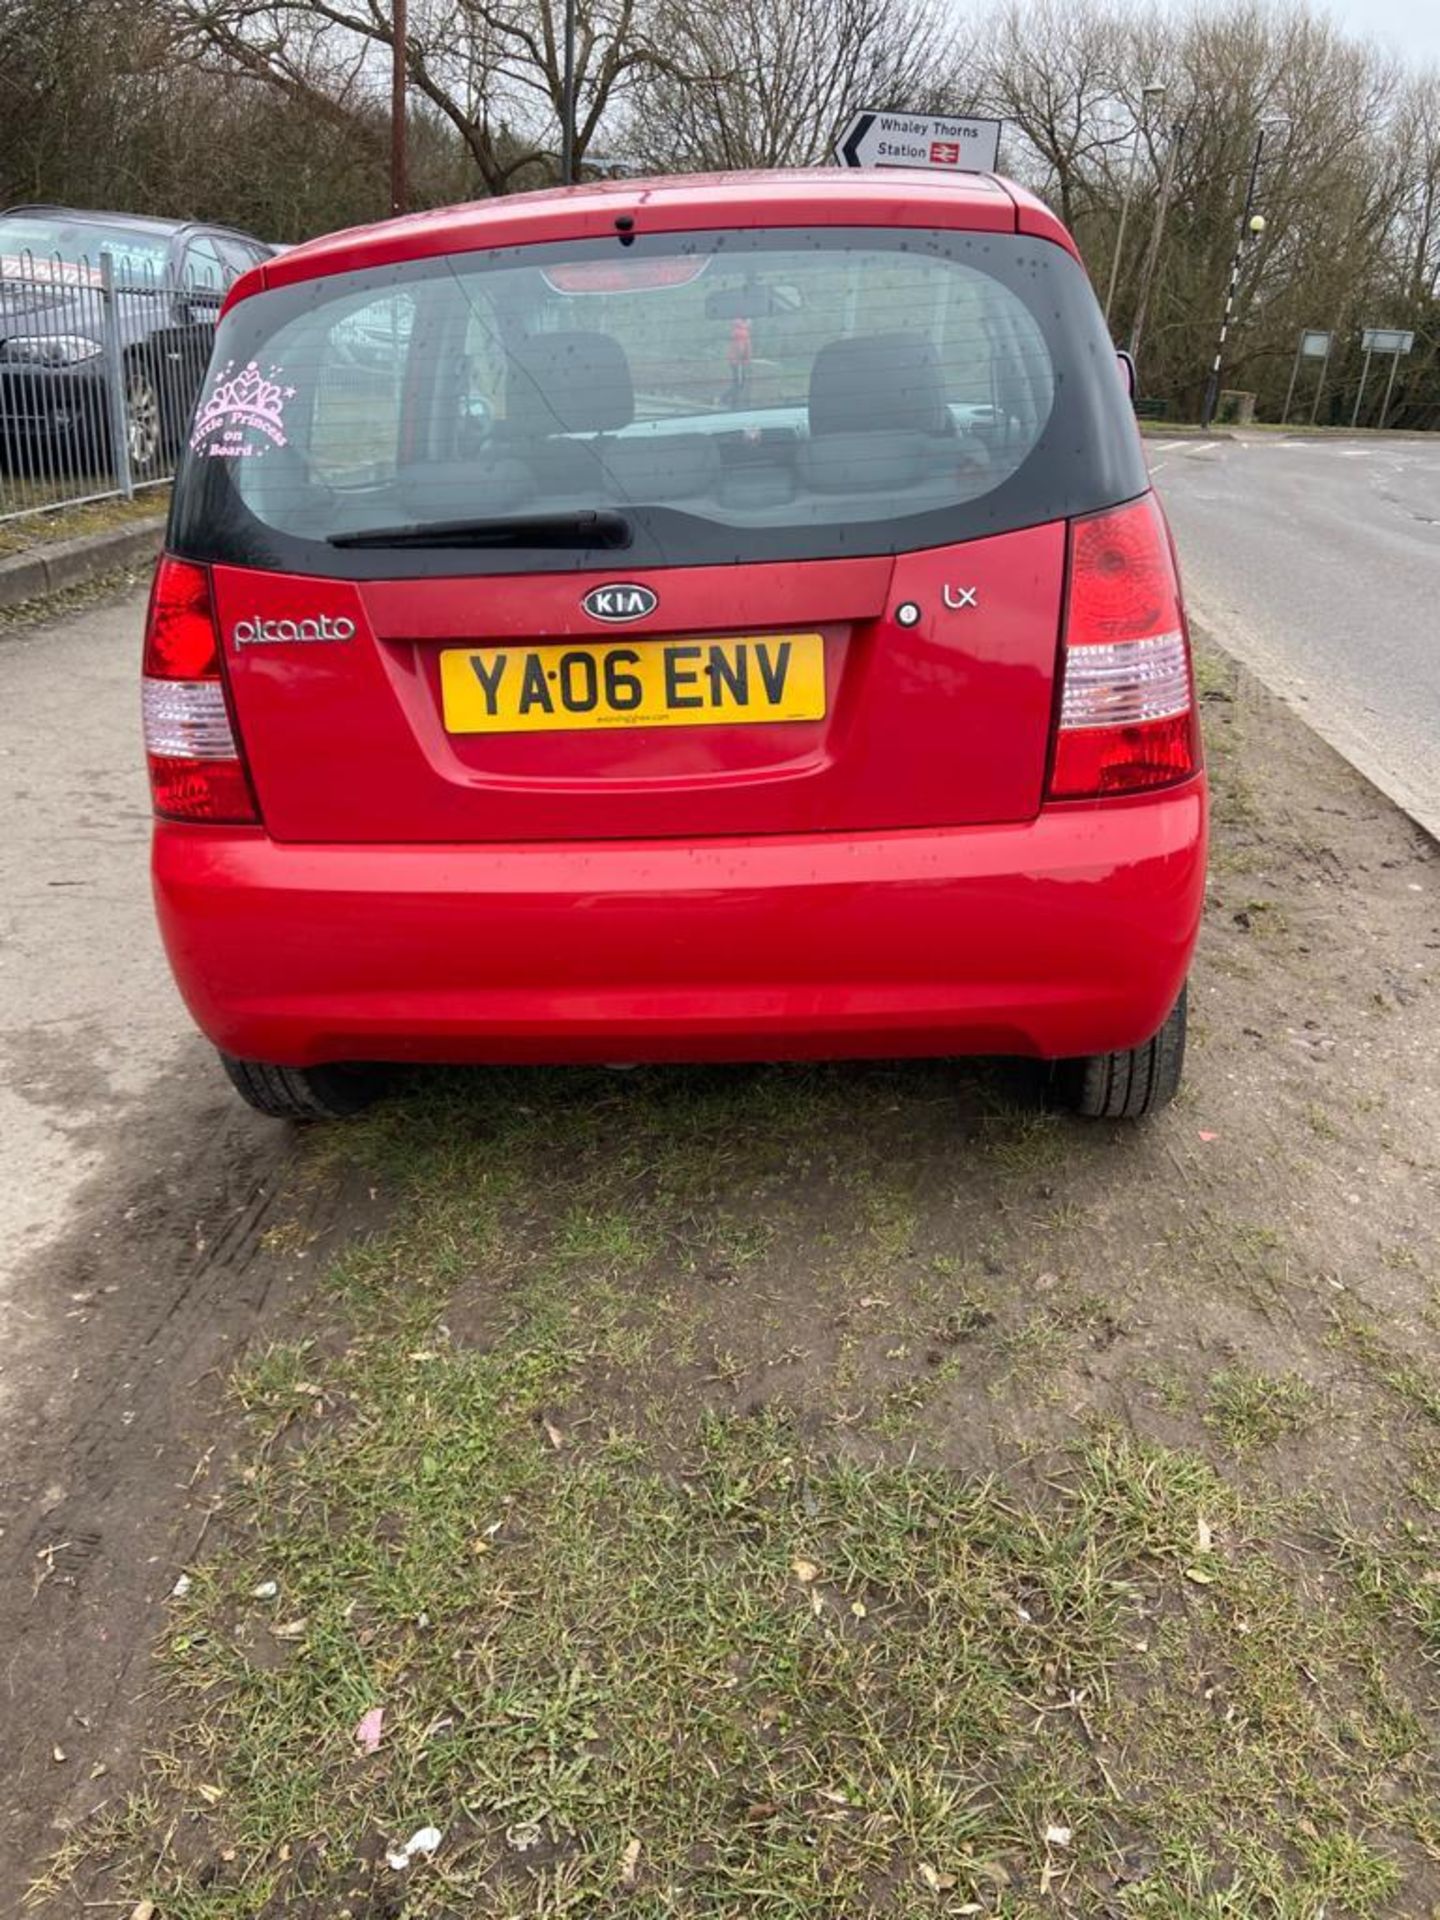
top-left (36, 1069), bottom-right (1438, 1918)
top-left (0, 487), bottom-right (166, 556)
top-left (32, 642), bottom-right (1440, 1917)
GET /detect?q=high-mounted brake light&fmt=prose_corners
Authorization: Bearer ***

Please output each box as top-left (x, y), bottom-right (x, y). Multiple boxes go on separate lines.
top-left (142, 557), bottom-right (259, 823)
top-left (1047, 493), bottom-right (1199, 800)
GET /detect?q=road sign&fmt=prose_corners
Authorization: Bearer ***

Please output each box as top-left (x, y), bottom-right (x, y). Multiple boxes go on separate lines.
top-left (1283, 327), bottom-right (1335, 424)
top-left (1361, 328), bottom-right (1414, 355)
top-left (1353, 328), bottom-right (1415, 428)
top-left (835, 110), bottom-right (1002, 175)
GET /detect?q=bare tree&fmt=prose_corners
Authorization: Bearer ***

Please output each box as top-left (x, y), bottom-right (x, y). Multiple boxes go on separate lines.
top-left (976, 0), bottom-right (1127, 232)
top-left (624, 0), bottom-right (961, 173)
top-left (967, 0), bottom-right (1434, 419)
top-left (171, 0), bottom-right (676, 192)
top-left (1393, 73), bottom-right (1440, 304)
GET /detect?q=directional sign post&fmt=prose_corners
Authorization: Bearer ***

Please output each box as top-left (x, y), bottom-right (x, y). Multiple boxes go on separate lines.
top-left (1282, 328), bottom-right (1333, 425)
top-left (835, 109), bottom-right (1002, 175)
top-left (1353, 327), bottom-right (1415, 429)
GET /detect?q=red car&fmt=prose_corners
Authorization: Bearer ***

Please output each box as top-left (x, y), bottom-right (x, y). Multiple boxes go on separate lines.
top-left (144, 169), bottom-right (1205, 1121)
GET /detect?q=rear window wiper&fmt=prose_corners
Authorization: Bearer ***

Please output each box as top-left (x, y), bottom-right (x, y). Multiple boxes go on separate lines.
top-left (328, 509), bottom-right (632, 551)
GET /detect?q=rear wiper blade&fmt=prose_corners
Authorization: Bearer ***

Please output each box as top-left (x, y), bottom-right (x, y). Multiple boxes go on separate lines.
top-left (329, 509), bottom-right (631, 550)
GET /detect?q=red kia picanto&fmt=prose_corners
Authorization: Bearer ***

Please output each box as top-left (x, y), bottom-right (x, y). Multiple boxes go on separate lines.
top-left (144, 170), bottom-right (1205, 1121)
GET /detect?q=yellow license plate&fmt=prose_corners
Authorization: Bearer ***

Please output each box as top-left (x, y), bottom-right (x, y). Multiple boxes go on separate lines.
top-left (440, 633), bottom-right (826, 734)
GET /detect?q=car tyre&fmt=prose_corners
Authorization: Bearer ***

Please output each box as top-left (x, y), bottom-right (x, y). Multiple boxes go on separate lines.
top-left (218, 1052), bottom-right (386, 1121)
top-left (1054, 986), bottom-right (1187, 1120)
top-left (124, 363), bottom-right (165, 479)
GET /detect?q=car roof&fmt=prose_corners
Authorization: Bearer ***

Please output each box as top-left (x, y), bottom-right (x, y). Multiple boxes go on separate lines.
top-left (230, 169), bottom-right (1077, 311)
top-left (2, 203), bottom-right (265, 244)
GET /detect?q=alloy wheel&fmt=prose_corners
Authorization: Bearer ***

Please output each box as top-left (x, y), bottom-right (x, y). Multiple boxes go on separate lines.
top-left (125, 371), bottom-right (162, 476)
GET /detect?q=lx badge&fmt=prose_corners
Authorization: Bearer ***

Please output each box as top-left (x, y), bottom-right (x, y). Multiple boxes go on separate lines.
top-left (943, 586), bottom-right (979, 610)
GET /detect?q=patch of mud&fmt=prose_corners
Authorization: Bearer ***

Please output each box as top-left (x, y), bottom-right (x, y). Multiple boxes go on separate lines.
top-left (0, 1047), bottom-right (375, 1888)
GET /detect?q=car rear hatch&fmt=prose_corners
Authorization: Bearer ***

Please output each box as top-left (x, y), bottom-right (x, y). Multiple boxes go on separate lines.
top-left (174, 216), bottom-right (1145, 845)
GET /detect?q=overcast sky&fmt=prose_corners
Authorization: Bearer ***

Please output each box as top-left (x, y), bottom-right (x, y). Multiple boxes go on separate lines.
top-left (1120, 0), bottom-right (1440, 73)
top-left (1324, 0), bottom-right (1440, 70)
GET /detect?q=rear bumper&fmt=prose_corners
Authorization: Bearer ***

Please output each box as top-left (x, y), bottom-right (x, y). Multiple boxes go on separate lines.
top-left (152, 782), bottom-right (1207, 1068)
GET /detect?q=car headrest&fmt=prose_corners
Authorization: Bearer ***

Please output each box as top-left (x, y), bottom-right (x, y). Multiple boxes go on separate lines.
top-left (505, 330), bottom-right (635, 435)
top-left (809, 332), bottom-right (951, 437)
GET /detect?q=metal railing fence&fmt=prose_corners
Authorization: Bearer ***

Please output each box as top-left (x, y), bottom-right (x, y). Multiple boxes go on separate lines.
top-left (0, 245), bottom-right (234, 524)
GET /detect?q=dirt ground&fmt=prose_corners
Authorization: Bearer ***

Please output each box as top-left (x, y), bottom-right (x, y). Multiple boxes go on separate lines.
top-left (3, 632), bottom-right (1439, 1916)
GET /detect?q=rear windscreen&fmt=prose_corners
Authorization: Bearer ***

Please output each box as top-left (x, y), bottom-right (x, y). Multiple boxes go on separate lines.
top-left (170, 225), bottom-right (1146, 577)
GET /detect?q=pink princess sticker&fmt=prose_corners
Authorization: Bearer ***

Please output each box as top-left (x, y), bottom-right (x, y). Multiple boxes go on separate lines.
top-left (190, 359), bottom-right (295, 460)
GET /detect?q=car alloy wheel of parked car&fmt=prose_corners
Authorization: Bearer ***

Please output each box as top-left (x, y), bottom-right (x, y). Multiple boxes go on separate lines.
top-left (124, 364), bottom-right (163, 476)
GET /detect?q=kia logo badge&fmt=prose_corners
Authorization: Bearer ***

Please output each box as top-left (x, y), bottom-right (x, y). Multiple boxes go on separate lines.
top-left (582, 583), bottom-right (656, 623)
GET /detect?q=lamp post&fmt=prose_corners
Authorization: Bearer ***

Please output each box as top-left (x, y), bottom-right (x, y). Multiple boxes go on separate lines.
top-left (1127, 116), bottom-right (1185, 373)
top-left (560, 0), bottom-right (577, 185)
top-left (390, 0), bottom-right (408, 215)
top-left (1103, 82), bottom-right (1166, 328)
top-left (1199, 118), bottom-right (1287, 429)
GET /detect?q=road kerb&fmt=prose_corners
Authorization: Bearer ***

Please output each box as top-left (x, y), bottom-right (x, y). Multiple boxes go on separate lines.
top-left (0, 517), bottom-right (165, 613)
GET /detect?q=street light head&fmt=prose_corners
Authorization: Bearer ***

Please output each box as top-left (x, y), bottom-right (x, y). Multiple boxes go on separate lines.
top-left (1248, 213), bottom-right (1267, 235)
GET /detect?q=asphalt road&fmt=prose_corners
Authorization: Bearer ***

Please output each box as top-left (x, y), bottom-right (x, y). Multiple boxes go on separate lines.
top-left (1151, 431), bottom-right (1440, 840)
top-left (0, 589), bottom-right (270, 1319)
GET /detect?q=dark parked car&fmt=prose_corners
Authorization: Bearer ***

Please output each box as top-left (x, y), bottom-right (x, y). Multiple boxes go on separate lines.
top-left (0, 206), bottom-right (272, 481)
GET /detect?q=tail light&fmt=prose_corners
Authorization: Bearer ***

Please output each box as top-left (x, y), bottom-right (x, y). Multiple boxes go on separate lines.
top-left (1047, 494), bottom-right (1200, 800)
top-left (142, 557), bottom-right (259, 823)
